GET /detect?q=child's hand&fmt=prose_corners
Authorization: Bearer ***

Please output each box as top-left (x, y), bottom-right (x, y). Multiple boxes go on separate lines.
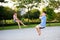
top-left (39, 16), bottom-right (42, 19)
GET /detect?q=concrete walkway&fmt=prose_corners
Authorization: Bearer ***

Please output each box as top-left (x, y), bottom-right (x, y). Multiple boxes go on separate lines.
top-left (0, 27), bottom-right (60, 40)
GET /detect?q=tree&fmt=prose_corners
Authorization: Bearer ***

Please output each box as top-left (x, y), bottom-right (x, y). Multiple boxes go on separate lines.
top-left (23, 9), bottom-right (40, 20)
top-left (29, 9), bottom-right (40, 19)
top-left (11, 0), bottom-right (41, 11)
top-left (46, 6), bottom-right (56, 22)
top-left (0, 6), bottom-right (15, 25)
top-left (56, 12), bottom-right (60, 22)
top-left (0, 6), bottom-right (4, 20)
top-left (0, 6), bottom-right (14, 20)
top-left (0, 0), bottom-right (4, 2)
top-left (49, 0), bottom-right (60, 9)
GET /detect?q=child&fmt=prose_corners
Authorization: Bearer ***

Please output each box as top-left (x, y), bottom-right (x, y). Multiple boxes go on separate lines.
top-left (35, 11), bottom-right (46, 36)
top-left (13, 12), bottom-right (26, 29)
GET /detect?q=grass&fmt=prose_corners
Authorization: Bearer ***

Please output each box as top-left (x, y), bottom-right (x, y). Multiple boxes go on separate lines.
top-left (0, 24), bottom-right (37, 30)
top-left (0, 23), bottom-right (60, 30)
top-left (46, 23), bottom-right (60, 26)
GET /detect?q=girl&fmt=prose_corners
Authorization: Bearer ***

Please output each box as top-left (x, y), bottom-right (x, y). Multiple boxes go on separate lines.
top-left (13, 12), bottom-right (26, 29)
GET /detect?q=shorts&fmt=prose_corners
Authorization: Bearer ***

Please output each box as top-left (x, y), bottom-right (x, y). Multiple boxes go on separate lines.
top-left (13, 20), bottom-right (16, 22)
top-left (36, 24), bottom-right (45, 29)
top-left (39, 27), bottom-right (45, 29)
top-left (13, 19), bottom-right (19, 22)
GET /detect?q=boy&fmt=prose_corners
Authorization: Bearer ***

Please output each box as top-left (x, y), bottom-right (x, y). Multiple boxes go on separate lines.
top-left (35, 11), bottom-right (46, 36)
top-left (13, 12), bottom-right (26, 29)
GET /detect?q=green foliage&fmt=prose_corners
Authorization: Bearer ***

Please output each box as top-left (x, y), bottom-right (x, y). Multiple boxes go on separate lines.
top-left (23, 9), bottom-right (40, 19)
top-left (56, 12), bottom-right (60, 22)
top-left (17, 0), bottom-right (41, 4)
top-left (46, 6), bottom-right (56, 21)
top-left (0, 23), bottom-right (60, 30)
top-left (11, 0), bottom-right (16, 2)
top-left (0, 6), bottom-right (4, 20)
top-left (0, 6), bottom-right (15, 20)
top-left (29, 9), bottom-right (40, 19)
top-left (0, 0), bottom-right (4, 2)
top-left (17, 11), bottom-right (22, 20)
top-left (49, 0), bottom-right (60, 9)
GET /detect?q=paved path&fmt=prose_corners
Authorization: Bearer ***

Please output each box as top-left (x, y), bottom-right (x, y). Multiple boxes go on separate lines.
top-left (0, 27), bottom-right (60, 40)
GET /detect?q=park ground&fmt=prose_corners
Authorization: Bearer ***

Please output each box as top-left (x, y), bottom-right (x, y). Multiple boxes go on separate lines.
top-left (0, 27), bottom-right (60, 40)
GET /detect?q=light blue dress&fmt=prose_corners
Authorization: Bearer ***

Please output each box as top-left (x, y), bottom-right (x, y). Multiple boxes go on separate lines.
top-left (39, 16), bottom-right (46, 27)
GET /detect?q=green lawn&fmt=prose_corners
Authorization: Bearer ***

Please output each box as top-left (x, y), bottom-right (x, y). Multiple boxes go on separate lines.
top-left (0, 24), bottom-right (37, 30)
top-left (0, 23), bottom-right (60, 30)
top-left (46, 23), bottom-right (60, 26)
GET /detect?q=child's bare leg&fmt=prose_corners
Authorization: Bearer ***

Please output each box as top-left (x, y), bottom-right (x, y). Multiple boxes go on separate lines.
top-left (17, 21), bottom-right (21, 29)
top-left (19, 20), bottom-right (26, 26)
top-left (38, 28), bottom-right (41, 35)
top-left (35, 26), bottom-right (41, 36)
